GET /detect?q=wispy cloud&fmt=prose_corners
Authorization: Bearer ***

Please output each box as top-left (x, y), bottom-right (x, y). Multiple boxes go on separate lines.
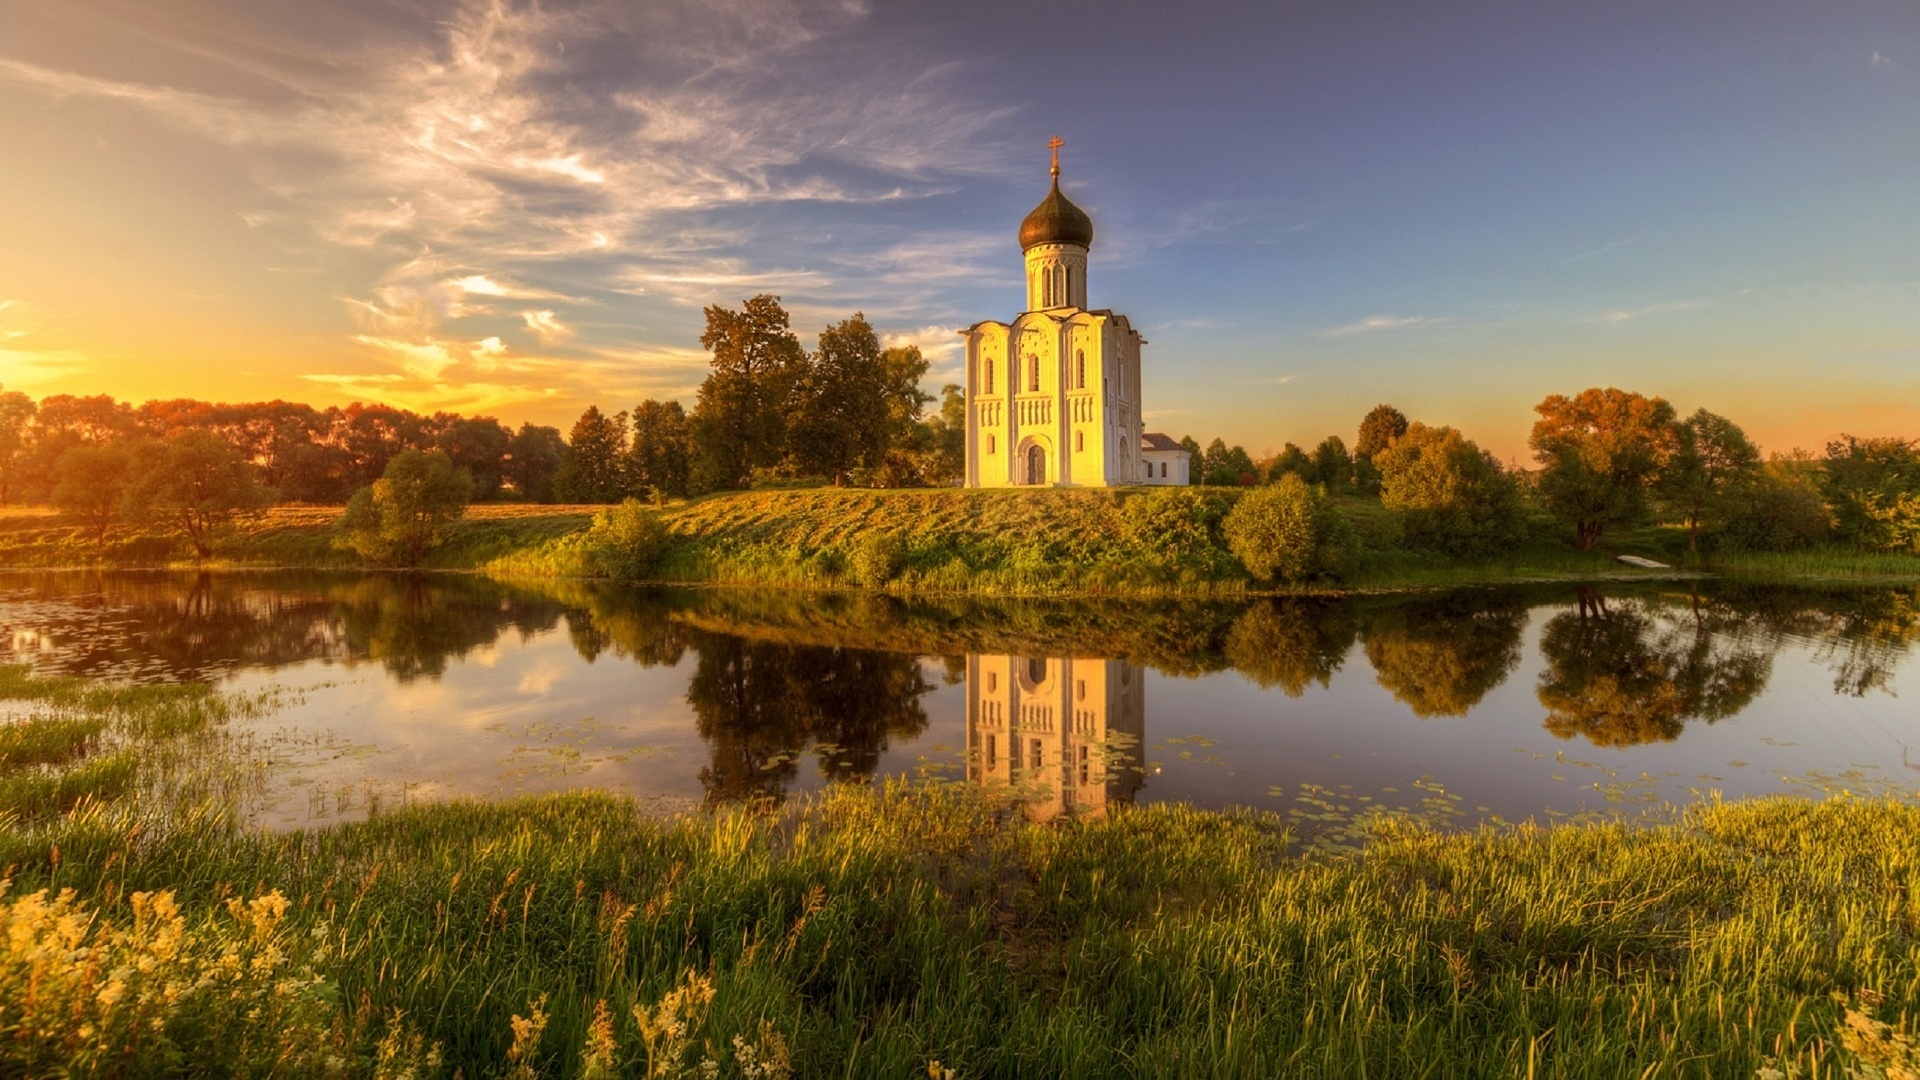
top-left (1566, 235), bottom-right (1645, 263)
top-left (1588, 299), bottom-right (1707, 325)
top-left (1870, 50), bottom-right (1897, 69)
top-left (1322, 314), bottom-right (1449, 337)
top-left (0, 0), bottom-right (1023, 412)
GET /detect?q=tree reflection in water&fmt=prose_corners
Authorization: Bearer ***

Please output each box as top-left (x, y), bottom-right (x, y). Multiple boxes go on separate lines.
top-left (1222, 599), bottom-right (1358, 696)
top-left (1360, 592), bottom-right (1527, 718)
top-left (685, 635), bottom-right (934, 805)
top-left (1536, 586), bottom-right (1773, 747)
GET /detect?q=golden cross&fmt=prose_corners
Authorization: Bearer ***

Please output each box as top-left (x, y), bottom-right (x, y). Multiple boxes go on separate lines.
top-left (1047, 135), bottom-right (1063, 176)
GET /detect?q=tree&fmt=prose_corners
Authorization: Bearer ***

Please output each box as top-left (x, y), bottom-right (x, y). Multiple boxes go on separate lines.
top-left (1375, 422), bottom-right (1526, 557)
top-left (788, 314), bottom-right (891, 485)
top-left (1656, 409), bottom-right (1762, 556)
top-left (628, 399), bottom-right (692, 500)
top-left (0, 388), bottom-right (36, 504)
top-left (1221, 473), bottom-right (1354, 582)
top-left (1222, 599), bottom-right (1357, 696)
top-left (1819, 435), bottom-right (1920, 552)
top-left (1528, 387), bottom-right (1677, 550)
top-left (1355, 404), bottom-right (1409, 460)
top-left (919, 384), bottom-right (966, 486)
top-left (124, 429), bottom-right (269, 558)
top-left (504, 423), bottom-right (566, 502)
top-left (1266, 443), bottom-right (1312, 485)
top-left (337, 450), bottom-right (474, 566)
top-left (1310, 435), bottom-right (1352, 490)
top-left (1201, 438), bottom-right (1255, 486)
top-left (553, 406), bottom-right (629, 503)
top-left (690, 295), bottom-right (808, 490)
top-left (51, 443), bottom-right (134, 544)
top-left (432, 415), bottom-right (512, 500)
top-left (1361, 594), bottom-right (1525, 717)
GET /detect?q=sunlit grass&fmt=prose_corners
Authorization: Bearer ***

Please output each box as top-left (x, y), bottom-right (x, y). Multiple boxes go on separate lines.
top-left (2, 664), bottom-right (1917, 1077)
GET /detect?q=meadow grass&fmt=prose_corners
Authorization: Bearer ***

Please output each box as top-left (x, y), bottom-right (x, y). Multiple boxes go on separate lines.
top-left (2, 666), bottom-right (1918, 1077)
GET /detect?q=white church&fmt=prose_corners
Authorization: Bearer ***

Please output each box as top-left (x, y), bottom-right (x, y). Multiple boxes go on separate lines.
top-left (963, 141), bottom-right (1190, 488)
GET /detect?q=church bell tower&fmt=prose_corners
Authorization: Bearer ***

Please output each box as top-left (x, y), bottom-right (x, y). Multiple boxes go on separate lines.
top-left (1020, 136), bottom-right (1093, 310)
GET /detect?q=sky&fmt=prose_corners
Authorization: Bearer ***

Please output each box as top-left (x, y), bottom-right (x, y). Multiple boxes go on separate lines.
top-left (0, 0), bottom-right (1916, 461)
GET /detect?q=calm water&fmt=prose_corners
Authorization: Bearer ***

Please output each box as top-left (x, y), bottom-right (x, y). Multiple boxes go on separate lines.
top-left (3, 570), bottom-right (1917, 830)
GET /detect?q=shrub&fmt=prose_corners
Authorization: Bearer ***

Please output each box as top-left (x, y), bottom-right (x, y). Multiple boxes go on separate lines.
top-left (584, 498), bottom-right (673, 580)
top-left (1375, 423), bottom-right (1525, 557)
top-left (1220, 474), bottom-right (1353, 583)
top-left (1723, 474), bottom-right (1831, 551)
top-left (1820, 435), bottom-right (1920, 551)
top-left (1122, 487), bottom-right (1234, 567)
top-left (336, 450), bottom-right (473, 566)
top-left (850, 533), bottom-right (906, 587)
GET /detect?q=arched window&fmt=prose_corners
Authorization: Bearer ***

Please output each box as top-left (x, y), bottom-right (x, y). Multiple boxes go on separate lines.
top-left (985, 434), bottom-right (995, 454)
top-left (1028, 354), bottom-right (1040, 392)
top-left (1065, 267), bottom-right (1073, 306)
top-left (1027, 657), bottom-right (1047, 685)
top-left (1075, 349), bottom-right (1085, 388)
top-left (983, 358), bottom-right (994, 395)
top-left (1075, 431), bottom-right (1084, 453)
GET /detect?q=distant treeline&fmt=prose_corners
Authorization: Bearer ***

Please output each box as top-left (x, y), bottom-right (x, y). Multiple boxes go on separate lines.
top-left (0, 294), bottom-right (965, 513)
top-left (1178, 397), bottom-right (1920, 557)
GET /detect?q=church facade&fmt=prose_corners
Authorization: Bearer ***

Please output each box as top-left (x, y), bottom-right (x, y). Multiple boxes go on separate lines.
top-left (963, 145), bottom-right (1183, 488)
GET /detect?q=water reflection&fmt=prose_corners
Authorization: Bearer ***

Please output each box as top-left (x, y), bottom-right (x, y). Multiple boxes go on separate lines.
top-left (967, 655), bottom-right (1145, 819)
top-left (2, 571), bottom-right (1917, 817)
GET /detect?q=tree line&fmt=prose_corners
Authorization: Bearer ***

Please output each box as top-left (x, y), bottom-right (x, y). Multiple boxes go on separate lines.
top-left (1181, 390), bottom-right (1920, 573)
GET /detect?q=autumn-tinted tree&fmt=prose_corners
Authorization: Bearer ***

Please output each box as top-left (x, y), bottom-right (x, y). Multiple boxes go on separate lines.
top-left (1375, 422), bottom-right (1526, 557)
top-left (51, 443), bottom-right (134, 544)
top-left (1529, 387), bottom-right (1677, 550)
top-left (553, 406), bottom-right (629, 503)
top-left (504, 423), bottom-right (566, 502)
top-left (20, 394), bottom-right (135, 502)
top-left (337, 450), bottom-right (473, 566)
top-left (628, 399), bottom-right (692, 499)
top-left (0, 388), bottom-right (36, 504)
top-left (690, 294), bottom-right (808, 490)
top-left (124, 429), bottom-right (270, 558)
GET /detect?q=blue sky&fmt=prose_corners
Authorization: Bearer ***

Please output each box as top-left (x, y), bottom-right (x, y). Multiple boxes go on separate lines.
top-left (0, 0), bottom-right (1914, 459)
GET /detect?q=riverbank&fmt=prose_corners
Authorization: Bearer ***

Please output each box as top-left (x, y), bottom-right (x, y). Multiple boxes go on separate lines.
top-left (2, 666), bottom-right (1917, 1078)
top-left (4, 490), bottom-right (1918, 596)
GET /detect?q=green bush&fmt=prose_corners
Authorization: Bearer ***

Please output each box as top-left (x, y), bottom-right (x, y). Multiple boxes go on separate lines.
top-left (336, 450), bottom-right (473, 566)
top-left (1121, 487), bottom-right (1235, 567)
top-left (1220, 475), bottom-right (1354, 583)
top-left (850, 533), bottom-right (906, 587)
top-left (584, 498), bottom-right (673, 580)
top-left (1375, 423), bottom-right (1525, 557)
top-left (1723, 476), bottom-right (1832, 552)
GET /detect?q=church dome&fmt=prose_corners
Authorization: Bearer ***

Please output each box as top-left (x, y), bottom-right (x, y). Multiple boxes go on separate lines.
top-left (1018, 176), bottom-right (1094, 252)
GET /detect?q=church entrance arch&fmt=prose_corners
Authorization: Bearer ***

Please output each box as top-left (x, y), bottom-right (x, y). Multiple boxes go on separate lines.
top-left (1017, 438), bottom-right (1050, 486)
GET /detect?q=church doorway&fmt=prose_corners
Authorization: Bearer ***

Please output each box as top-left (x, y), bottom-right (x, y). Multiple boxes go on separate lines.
top-left (1024, 443), bottom-right (1046, 486)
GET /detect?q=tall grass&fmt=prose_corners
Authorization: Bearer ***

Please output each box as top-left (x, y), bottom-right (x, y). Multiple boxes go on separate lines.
top-left (2, 665), bottom-right (1917, 1077)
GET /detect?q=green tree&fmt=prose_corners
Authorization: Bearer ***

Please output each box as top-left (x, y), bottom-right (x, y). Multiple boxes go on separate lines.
top-left (1376, 422), bottom-right (1525, 557)
top-left (124, 429), bottom-right (269, 558)
top-left (1361, 594), bottom-right (1526, 717)
top-left (1222, 599), bottom-right (1358, 696)
top-left (789, 314), bottom-right (891, 485)
top-left (628, 399), bottom-right (692, 500)
top-left (52, 443), bottom-right (134, 544)
top-left (690, 295), bottom-right (808, 490)
top-left (337, 450), bottom-right (473, 566)
top-left (1819, 435), bottom-right (1920, 552)
top-left (1658, 409), bottom-right (1762, 556)
top-left (0, 388), bottom-right (36, 505)
top-left (1355, 403), bottom-right (1410, 460)
top-left (1266, 443), bottom-right (1313, 485)
top-left (1201, 438), bottom-right (1256, 486)
top-left (553, 406), bottom-right (629, 503)
top-left (1177, 435), bottom-right (1203, 484)
top-left (919, 384), bottom-right (966, 486)
top-left (432, 415), bottom-right (511, 500)
top-left (1529, 387), bottom-right (1677, 550)
top-left (1724, 453), bottom-right (1831, 551)
top-left (1221, 473), bottom-right (1354, 583)
top-left (1310, 435), bottom-right (1352, 490)
top-left (503, 423), bottom-right (566, 502)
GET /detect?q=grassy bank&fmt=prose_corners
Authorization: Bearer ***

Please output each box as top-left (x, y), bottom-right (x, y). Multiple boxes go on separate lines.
top-left (6, 489), bottom-right (1918, 596)
top-left (3, 666), bottom-right (1920, 1077)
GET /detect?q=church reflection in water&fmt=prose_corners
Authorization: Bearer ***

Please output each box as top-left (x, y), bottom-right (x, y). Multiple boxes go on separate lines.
top-left (966, 654), bottom-right (1146, 819)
